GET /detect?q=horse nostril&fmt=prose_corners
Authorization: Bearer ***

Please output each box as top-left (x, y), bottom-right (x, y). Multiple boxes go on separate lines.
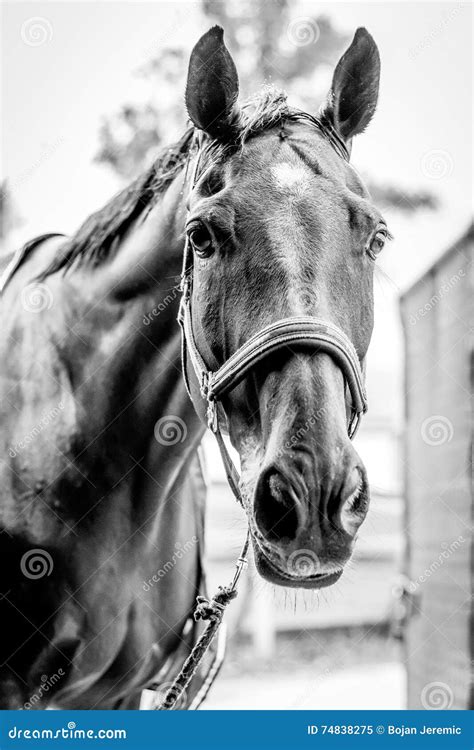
top-left (338, 467), bottom-right (369, 536)
top-left (254, 469), bottom-right (304, 542)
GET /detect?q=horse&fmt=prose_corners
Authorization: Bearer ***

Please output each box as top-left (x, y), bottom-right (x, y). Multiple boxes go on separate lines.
top-left (0, 25), bottom-right (386, 709)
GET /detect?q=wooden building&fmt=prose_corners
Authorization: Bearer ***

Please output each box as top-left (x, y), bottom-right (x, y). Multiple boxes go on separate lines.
top-left (400, 223), bottom-right (473, 709)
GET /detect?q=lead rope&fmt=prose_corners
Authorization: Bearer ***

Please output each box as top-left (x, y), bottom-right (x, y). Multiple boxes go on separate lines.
top-left (155, 530), bottom-right (250, 710)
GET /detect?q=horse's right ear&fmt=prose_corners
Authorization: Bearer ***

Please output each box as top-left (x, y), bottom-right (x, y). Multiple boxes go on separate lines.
top-left (185, 26), bottom-right (240, 141)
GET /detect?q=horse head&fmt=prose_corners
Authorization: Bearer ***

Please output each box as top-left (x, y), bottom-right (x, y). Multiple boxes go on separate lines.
top-left (182, 27), bottom-right (386, 589)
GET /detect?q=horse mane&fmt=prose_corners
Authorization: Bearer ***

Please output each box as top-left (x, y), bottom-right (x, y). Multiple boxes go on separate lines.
top-left (37, 127), bottom-right (195, 279)
top-left (38, 87), bottom-right (340, 279)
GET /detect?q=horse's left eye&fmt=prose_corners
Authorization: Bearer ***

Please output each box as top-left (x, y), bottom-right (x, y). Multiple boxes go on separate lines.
top-left (367, 229), bottom-right (387, 260)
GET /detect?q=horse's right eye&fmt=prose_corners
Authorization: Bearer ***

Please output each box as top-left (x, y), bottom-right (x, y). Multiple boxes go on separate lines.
top-left (189, 226), bottom-right (214, 257)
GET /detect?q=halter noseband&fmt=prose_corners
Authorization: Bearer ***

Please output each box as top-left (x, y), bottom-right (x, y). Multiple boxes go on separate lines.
top-left (177, 125), bottom-right (367, 503)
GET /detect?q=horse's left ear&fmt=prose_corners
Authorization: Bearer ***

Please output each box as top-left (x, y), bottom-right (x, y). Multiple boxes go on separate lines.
top-left (185, 26), bottom-right (240, 141)
top-left (320, 28), bottom-right (380, 148)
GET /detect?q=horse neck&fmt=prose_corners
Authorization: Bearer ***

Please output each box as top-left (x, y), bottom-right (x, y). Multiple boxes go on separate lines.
top-left (68, 166), bottom-right (204, 480)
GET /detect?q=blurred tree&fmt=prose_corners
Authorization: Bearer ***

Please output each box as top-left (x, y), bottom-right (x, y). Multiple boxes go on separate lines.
top-left (95, 47), bottom-right (187, 180)
top-left (95, 0), bottom-right (436, 210)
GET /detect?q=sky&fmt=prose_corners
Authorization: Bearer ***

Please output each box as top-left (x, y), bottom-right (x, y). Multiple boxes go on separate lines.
top-left (1, 0), bottom-right (472, 441)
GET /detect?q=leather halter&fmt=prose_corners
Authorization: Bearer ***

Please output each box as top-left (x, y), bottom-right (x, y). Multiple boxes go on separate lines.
top-left (177, 129), bottom-right (368, 505)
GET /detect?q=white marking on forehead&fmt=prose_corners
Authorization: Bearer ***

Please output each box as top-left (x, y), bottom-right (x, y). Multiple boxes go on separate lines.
top-left (268, 164), bottom-right (312, 316)
top-left (271, 163), bottom-right (310, 192)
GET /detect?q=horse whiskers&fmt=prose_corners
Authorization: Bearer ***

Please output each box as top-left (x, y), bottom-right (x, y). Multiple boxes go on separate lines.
top-left (374, 264), bottom-right (399, 293)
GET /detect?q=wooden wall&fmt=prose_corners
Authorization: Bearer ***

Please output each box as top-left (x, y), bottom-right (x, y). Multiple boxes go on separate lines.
top-left (400, 225), bottom-right (473, 709)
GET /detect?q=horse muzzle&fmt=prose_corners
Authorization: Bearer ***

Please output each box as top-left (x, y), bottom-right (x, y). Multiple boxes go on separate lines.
top-left (250, 458), bottom-right (369, 589)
